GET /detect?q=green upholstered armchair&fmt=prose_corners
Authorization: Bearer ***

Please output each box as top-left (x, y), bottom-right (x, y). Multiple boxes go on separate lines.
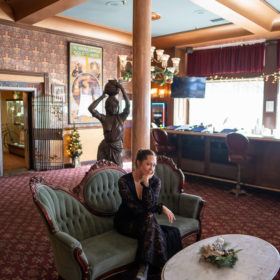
top-left (155, 156), bottom-right (205, 241)
top-left (30, 160), bottom-right (137, 280)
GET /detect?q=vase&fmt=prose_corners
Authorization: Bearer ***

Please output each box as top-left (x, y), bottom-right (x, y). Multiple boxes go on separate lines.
top-left (72, 156), bottom-right (81, 168)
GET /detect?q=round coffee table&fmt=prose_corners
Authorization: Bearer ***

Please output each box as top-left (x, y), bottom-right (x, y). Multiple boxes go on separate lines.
top-left (162, 234), bottom-right (280, 280)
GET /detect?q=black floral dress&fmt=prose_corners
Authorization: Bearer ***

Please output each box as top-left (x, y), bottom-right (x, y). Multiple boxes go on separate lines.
top-left (114, 173), bottom-right (179, 268)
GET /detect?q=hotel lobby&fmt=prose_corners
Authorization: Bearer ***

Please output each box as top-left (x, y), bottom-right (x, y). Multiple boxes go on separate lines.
top-left (0, 0), bottom-right (280, 279)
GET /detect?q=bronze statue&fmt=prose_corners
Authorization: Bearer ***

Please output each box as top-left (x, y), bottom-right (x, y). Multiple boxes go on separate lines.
top-left (88, 79), bottom-right (130, 167)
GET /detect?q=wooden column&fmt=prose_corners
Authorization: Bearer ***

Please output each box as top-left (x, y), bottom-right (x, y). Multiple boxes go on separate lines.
top-left (132, 0), bottom-right (151, 162)
top-left (263, 40), bottom-right (278, 129)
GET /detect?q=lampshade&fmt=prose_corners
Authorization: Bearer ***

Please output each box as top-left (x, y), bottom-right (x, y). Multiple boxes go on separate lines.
top-left (118, 55), bottom-right (128, 69)
top-left (119, 46), bottom-right (181, 85)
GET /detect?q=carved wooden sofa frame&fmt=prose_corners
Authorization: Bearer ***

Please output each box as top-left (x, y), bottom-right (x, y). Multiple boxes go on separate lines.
top-left (30, 157), bottom-right (205, 280)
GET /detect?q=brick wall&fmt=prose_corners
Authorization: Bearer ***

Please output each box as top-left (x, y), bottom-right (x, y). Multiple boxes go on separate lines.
top-left (0, 20), bottom-right (132, 97)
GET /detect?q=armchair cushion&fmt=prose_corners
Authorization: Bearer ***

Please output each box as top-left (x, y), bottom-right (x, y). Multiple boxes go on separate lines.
top-left (156, 215), bottom-right (199, 237)
top-left (81, 230), bottom-right (137, 279)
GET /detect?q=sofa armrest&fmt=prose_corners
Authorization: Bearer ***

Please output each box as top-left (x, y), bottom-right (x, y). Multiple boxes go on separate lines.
top-left (54, 231), bottom-right (82, 249)
top-left (178, 193), bottom-right (205, 219)
top-left (50, 231), bottom-right (91, 280)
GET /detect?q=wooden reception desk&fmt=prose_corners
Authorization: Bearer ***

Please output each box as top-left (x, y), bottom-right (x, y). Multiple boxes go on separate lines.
top-left (165, 129), bottom-right (280, 192)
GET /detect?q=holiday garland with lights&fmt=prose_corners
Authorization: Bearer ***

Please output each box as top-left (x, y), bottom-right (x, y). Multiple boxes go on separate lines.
top-left (67, 127), bottom-right (82, 159)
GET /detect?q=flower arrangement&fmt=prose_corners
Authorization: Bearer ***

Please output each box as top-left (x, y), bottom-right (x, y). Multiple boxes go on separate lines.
top-left (200, 237), bottom-right (241, 268)
top-left (67, 126), bottom-right (82, 159)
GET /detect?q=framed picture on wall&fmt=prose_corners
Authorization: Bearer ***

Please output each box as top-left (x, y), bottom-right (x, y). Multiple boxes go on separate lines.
top-left (51, 84), bottom-right (66, 103)
top-left (68, 42), bottom-right (103, 124)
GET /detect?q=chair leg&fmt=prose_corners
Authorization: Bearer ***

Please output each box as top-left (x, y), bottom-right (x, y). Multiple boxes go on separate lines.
top-left (230, 164), bottom-right (248, 197)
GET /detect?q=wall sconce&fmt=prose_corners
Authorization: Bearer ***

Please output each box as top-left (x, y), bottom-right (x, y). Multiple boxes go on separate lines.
top-left (118, 55), bottom-right (132, 82)
top-left (158, 89), bottom-right (165, 98)
top-left (151, 83), bottom-right (171, 99)
top-left (151, 87), bottom-right (158, 97)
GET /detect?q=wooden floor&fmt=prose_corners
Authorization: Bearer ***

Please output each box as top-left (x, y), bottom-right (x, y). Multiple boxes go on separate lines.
top-left (3, 152), bottom-right (27, 176)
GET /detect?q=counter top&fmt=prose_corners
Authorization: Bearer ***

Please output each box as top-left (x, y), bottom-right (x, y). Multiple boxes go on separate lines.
top-left (164, 129), bottom-right (280, 143)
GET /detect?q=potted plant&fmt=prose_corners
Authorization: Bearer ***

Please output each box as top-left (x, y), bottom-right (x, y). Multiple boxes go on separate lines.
top-left (67, 126), bottom-right (83, 167)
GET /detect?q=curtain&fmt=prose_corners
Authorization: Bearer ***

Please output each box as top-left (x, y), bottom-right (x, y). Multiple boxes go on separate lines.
top-left (187, 43), bottom-right (265, 76)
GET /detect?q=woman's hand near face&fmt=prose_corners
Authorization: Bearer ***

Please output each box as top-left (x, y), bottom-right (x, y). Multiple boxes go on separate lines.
top-left (162, 205), bottom-right (176, 223)
top-left (141, 171), bottom-right (154, 187)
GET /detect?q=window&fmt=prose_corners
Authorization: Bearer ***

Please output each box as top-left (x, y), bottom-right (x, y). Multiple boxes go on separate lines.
top-left (189, 79), bottom-right (264, 133)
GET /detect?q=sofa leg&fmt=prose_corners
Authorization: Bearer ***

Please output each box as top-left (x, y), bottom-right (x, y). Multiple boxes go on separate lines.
top-left (196, 231), bottom-right (201, 241)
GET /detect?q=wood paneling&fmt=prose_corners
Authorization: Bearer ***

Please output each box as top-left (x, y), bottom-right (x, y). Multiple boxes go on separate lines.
top-left (167, 130), bottom-right (280, 192)
top-left (4, 0), bottom-right (87, 24)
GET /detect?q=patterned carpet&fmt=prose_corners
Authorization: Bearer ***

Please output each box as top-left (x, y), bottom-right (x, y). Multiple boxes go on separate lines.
top-left (0, 165), bottom-right (279, 280)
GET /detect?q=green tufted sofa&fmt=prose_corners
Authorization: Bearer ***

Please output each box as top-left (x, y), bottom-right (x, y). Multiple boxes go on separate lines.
top-left (30, 157), bottom-right (205, 280)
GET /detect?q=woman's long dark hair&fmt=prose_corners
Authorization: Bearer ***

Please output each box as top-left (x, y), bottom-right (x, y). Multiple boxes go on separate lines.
top-left (135, 149), bottom-right (156, 166)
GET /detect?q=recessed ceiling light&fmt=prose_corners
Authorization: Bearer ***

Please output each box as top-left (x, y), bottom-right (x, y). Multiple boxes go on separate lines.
top-left (105, 0), bottom-right (127, 6)
top-left (211, 18), bottom-right (225, 23)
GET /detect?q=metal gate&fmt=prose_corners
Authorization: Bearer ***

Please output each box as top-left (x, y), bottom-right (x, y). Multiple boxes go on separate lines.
top-left (32, 96), bottom-right (64, 170)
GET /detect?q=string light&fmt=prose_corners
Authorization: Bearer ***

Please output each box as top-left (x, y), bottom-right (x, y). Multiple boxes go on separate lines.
top-left (208, 71), bottom-right (280, 83)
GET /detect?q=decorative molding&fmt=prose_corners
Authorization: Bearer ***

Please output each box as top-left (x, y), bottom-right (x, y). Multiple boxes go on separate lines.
top-left (0, 69), bottom-right (47, 77)
top-left (0, 18), bottom-right (132, 49)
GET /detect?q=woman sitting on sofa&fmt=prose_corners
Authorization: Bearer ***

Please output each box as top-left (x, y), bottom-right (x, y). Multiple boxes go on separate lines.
top-left (114, 149), bottom-right (182, 280)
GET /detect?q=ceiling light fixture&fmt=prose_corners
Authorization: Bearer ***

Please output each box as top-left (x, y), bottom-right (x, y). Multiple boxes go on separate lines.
top-left (118, 48), bottom-right (181, 85)
top-left (152, 12), bottom-right (161, 21)
top-left (105, 0), bottom-right (127, 7)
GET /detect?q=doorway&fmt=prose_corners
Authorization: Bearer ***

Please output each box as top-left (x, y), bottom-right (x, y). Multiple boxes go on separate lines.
top-left (0, 90), bottom-right (32, 176)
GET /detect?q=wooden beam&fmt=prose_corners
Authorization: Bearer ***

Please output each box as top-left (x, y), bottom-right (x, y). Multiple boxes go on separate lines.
top-left (190, 0), bottom-right (277, 34)
top-left (152, 24), bottom-right (251, 49)
top-left (36, 16), bottom-right (133, 46)
top-left (5, 0), bottom-right (87, 24)
top-left (0, 2), bottom-right (14, 20)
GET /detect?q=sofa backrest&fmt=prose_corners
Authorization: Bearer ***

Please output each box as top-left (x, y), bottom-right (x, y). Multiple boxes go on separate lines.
top-left (73, 160), bottom-right (127, 216)
top-left (30, 177), bottom-right (113, 241)
top-left (155, 156), bottom-right (185, 214)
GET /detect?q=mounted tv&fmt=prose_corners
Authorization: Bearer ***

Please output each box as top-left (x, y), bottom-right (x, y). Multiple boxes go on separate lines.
top-left (171, 76), bottom-right (206, 98)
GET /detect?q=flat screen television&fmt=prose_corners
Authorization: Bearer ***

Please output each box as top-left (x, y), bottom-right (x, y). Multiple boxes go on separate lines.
top-left (171, 76), bottom-right (206, 98)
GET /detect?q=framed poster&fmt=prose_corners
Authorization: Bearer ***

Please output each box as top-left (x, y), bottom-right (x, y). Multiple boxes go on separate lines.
top-left (68, 42), bottom-right (103, 124)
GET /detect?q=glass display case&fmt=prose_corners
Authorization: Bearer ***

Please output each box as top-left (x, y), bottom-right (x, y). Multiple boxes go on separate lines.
top-left (4, 100), bottom-right (25, 156)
